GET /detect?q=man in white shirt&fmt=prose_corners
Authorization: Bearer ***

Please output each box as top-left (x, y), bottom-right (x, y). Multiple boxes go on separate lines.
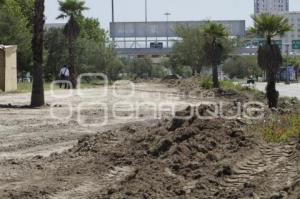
top-left (59, 65), bottom-right (70, 89)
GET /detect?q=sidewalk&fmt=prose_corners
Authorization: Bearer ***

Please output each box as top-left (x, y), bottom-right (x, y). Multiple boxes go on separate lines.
top-left (255, 82), bottom-right (300, 99)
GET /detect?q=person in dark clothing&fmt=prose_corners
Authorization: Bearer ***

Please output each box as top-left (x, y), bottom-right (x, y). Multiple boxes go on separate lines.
top-left (59, 65), bottom-right (70, 89)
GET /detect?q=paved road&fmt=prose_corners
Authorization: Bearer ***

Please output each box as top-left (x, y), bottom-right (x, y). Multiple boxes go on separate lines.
top-left (255, 82), bottom-right (300, 99)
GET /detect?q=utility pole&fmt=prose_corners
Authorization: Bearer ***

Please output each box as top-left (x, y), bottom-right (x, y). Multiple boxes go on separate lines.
top-left (164, 12), bottom-right (171, 49)
top-left (111, 0), bottom-right (115, 44)
top-left (145, 0), bottom-right (148, 48)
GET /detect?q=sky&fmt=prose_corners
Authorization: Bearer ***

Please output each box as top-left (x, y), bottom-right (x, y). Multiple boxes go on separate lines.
top-left (45, 0), bottom-right (300, 30)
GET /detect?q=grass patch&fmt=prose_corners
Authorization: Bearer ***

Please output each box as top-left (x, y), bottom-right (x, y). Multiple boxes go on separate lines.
top-left (258, 114), bottom-right (300, 143)
top-left (200, 76), bottom-right (213, 89)
top-left (17, 82), bottom-right (103, 93)
top-left (199, 77), bottom-right (244, 90)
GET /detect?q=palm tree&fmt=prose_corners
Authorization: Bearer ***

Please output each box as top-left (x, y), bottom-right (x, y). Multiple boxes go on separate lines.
top-left (31, 0), bottom-right (45, 107)
top-left (203, 22), bottom-right (229, 88)
top-left (250, 13), bottom-right (291, 108)
top-left (57, 0), bottom-right (88, 88)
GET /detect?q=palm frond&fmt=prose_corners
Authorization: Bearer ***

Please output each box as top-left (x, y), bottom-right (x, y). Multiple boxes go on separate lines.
top-left (203, 22), bottom-right (228, 39)
top-left (250, 13), bottom-right (292, 39)
top-left (57, 0), bottom-right (89, 18)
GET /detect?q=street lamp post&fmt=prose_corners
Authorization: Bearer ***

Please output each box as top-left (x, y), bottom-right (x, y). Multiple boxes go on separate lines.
top-left (286, 44), bottom-right (290, 84)
top-left (164, 12), bottom-right (171, 49)
top-left (145, 0), bottom-right (148, 48)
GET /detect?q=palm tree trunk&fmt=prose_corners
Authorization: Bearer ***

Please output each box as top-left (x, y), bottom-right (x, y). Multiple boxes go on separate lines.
top-left (192, 66), bottom-right (196, 76)
top-left (212, 39), bottom-right (219, 88)
top-left (266, 70), bottom-right (279, 108)
top-left (212, 63), bottom-right (219, 88)
top-left (68, 37), bottom-right (77, 88)
top-left (31, 0), bottom-right (45, 107)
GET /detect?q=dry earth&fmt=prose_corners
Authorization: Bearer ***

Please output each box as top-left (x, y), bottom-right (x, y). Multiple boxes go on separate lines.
top-left (0, 80), bottom-right (299, 199)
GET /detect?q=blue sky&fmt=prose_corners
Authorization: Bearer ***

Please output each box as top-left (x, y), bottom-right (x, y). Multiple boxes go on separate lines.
top-left (45, 0), bottom-right (300, 30)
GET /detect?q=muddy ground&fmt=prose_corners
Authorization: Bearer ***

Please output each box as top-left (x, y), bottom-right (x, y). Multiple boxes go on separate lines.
top-left (0, 80), bottom-right (300, 199)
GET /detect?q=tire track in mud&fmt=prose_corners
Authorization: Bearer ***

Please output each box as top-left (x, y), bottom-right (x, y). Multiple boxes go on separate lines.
top-left (50, 166), bottom-right (135, 199)
top-left (49, 132), bottom-right (133, 199)
top-left (219, 142), bottom-right (300, 198)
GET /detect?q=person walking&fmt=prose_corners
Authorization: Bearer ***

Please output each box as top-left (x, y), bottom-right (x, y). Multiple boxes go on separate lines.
top-left (59, 65), bottom-right (70, 89)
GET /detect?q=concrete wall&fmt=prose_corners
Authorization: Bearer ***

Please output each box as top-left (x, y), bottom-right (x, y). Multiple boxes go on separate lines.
top-left (0, 45), bottom-right (17, 92)
top-left (110, 20), bottom-right (246, 38)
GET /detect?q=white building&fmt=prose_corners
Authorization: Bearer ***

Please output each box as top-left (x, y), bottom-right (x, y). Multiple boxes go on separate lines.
top-left (254, 0), bottom-right (289, 15)
top-left (280, 12), bottom-right (300, 54)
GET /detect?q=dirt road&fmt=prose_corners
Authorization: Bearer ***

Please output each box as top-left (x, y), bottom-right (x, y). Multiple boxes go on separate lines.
top-left (0, 83), bottom-right (196, 160)
top-left (0, 81), bottom-right (299, 199)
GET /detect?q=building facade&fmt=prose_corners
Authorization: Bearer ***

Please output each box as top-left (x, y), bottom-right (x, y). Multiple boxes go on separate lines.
top-left (254, 0), bottom-right (289, 14)
top-left (281, 12), bottom-right (300, 53)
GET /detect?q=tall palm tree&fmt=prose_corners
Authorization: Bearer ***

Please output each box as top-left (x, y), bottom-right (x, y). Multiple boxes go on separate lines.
top-left (203, 22), bottom-right (229, 88)
top-left (250, 13), bottom-right (291, 108)
top-left (31, 0), bottom-right (45, 107)
top-left (57, 0), bottom-right (88, 88)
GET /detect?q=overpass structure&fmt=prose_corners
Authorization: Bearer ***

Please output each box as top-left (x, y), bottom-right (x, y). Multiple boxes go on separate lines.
top-left (110, 20), bottom-right (246, 57)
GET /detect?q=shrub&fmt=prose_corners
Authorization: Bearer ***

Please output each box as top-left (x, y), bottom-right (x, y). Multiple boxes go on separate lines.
top-left (257, 114), bottom-right (300, 143)
top-left (200, 76), bottom-right (213, 89)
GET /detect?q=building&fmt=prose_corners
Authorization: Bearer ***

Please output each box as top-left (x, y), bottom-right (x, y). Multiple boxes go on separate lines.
top-left (0, 45), bottom-right (17, 92)
top-left (110, 20), bottom-right (246, 57)
top-left (254, 0), bottom-right (289, 14)
top-left (280, 12), bottom-right (300, 54)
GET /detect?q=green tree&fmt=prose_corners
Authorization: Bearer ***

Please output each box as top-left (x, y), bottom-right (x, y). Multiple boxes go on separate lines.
top-left (31, 0), bottom-right (45, 107)
top-left (250, 13), bottom-right (291, 108)
top-left (0, 0), bottom-right (32, 71)
top-left (44, 28), bottom-right (68, 80)
top-left (171, 25), bottom-right (205, 75)
top-left (203, 22), bottom-right (229, 88)
top-left (78, 17), bottom-right (106, 43)
top-left (223, 56), bottom-right (262, 79)
top-left (15, 0), bottom-right (35, 28)
top-left (57, 0), bottom-right (88, 88)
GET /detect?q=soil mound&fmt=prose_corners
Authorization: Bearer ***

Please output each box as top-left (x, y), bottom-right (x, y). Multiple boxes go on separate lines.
top-left (66, 107), bottom-right (262, 198)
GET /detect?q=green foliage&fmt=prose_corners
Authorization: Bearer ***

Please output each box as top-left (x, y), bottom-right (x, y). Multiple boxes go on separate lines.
top-left (14, 0), bottom-right (35, 28)
top-left (44, 28), bottom-right (68, 80)
top-left (250, 13), bottom-right (292, 108)
top-left (171, 25), bottom-right (205, 74)
top-left (78, 17), bottom-right (107, 43)
top-left (202, 22), bottom-right (230, 66)
top-left (44, 24), bottom-right (120, 81)
top-left (200, 76), bottom-right (213, 89)
top-left (17, 82), bottom-right (102, 93)
top-left (250, 13), bottom-right (292, 38)
top-left (121, 58), bottom-right (168, 79)
top-left (162, 58), bottom-right (193, 78)
top-left (171, 23), bottom-right (231, 76)
top-left (172, 65), bottom-right (193, 78)
top-left (203, 22), bottom-right (230, 88)
top-left (57, 0), bottom-right (89, 40)
top-left (258, 114), bottom-right (300, 143)
top-left (200, 77), bottom-right (246, 90)
top-left (57, 0), bottom-right (88, 19)
top-left (0, 0), bottom-right (32, 71)
top-left (249, 13), bottom-right (292, 72)
top-left (223, 56), bottom-right (262, 79)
